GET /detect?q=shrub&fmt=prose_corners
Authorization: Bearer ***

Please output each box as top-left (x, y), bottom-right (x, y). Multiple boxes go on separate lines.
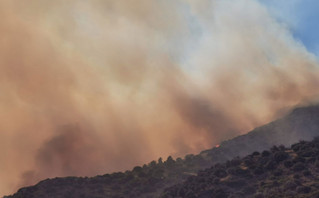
top-left (284, 181), bottom-right (297, 190)
top-left (165, 156), bottom-right (175, 167)
top-left (254, 193), bottom-right (264, 198)
top-left (273, 169), bottom-right (283, 176)
top-left (274, 152), bottom-right (288, 162)
top-left (244, 159), bottom-right (254, 167)
top-left (307, 157), bottom-right (316, 163)
top-left (279, 145), bottom-right (286, 151)
top-left (293, 174), bottom-right (301, 179)
top-left (271, 146), bottom-right (280, 152)
top-left (225, 179), bottom-right (247, 188)
top-left (296, 186), bottom-right (311, 194)
top-left (227, 167), bottom-right (250, 177)
top-left (303, 170), bottom-right (311, 176)
top-left (214, 169), bottom-right (228, 178)
top-left (262, 151), bottom-right (271, 157)
top-left (149, 160), bottom-right (157, 167)
top-left (265, 161), bottom-right (277, 170)
top-left (252, 151), bottom-right (260, 156)
top-left (292, 143), bottom-right (301, 152)
top-left (292, 163), bottom-right (305, 172)
top-left (293, 179), bottom-right (302, 186)
top-left (293, 157), bottom-right (306, 163)
top-left (133, 166), bottom-right (143, 173)
top-left (214, 188), bottom-right (228, 198)
top-left (253, 167), bottom-right (264, 175)
top-left (229, 158), bottom-right (242, 166)
top-left (198, 189), bottom-right (213, 198)
top-left (242, 186), bottom-right (256, 195)
top-left (213, 178), bottom-right (220, 185)
top-left (300, 151), bottom-right (315, 158)
top-left (284, 160), bottom-right (293, 168)
top-left (185, 191), bottom-right (196, 198)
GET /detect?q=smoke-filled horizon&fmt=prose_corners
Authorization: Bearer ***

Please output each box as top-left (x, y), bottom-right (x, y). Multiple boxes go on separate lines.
top-left (1, 0), bottom-right (319, 196)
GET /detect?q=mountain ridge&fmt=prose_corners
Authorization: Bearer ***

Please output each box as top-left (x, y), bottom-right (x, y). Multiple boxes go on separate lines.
top-left (163, 137), bottom-right (319, 198)
top-left (6, 104), bottom-right (319, 198)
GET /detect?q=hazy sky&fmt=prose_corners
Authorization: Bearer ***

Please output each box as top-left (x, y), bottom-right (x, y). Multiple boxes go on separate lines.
top-left (1, 0), bottom-right (319, 196)
top-left (261, 0), bottom-right (319, 56)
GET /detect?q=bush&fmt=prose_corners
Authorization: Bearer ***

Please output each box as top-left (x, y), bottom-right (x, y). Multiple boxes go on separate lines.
top-left (296, 186), bottom-right (311, 194)
top-left (293, 157), bottom-right (306, 163)
top-left (214, 188), bottom-right (228, 198)
top-left (225, 179), bottom-right (247, 188)
top-left (213, 178), bottom-right (220, 185)
top-left (293, 174), bottom-right (301, 179)
top-left (254, 193), bottom-right (264, 198)
top-left (133, 166), bottom-right (143, 173)
top-left (273, 169), bottom-right (283, 176)
top-left (185, 191), bottom-right (196, 198)
top-left (253, 167), bottom-right (264, 175)
top-left (229, 158), bottom-right (242, 166)
top-left (214, 169), bottom-right (228, 178)
top-left (165, 156), bottom-right (175, 167)
top-left (292, 163), bottom-right (305, 172)
top-left (303, 170), bottom-right (311, 176)
top-left (265, 161), bottom-right (277, 170)
top-left (284, 181), bottom-right (297, 190)
top-left (244, 159), bottom-right (254, 167)
top-left (242, 186), bottom-right (256, 195)
top-left (274, 152), bottom-right (288, 162)
top-left (227, 167), bottom-right (250, 177)
top-left (262, 151), bottom-right (271, 157)
top-left (300, 151), bottom-right (315, 158)
top-left (252, 151), bottom-right (260, 156)
top-left (292, 143), bottom-right (301, 152)
top-left (307, 157), bottom-right (316, 163)
top-left (284, 160), bottom-right (293, 168)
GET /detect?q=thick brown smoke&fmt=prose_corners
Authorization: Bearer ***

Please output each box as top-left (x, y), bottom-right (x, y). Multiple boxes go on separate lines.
top-left (1, 0), bottom-right (319, 196)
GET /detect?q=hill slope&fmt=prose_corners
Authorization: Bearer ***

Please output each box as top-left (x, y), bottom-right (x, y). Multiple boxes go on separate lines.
top-left (163, 138), bottom-right (319, 198)
top-left (199, 104), bottom-right (319, 164)
top-left (5, 104), bottom-right (319, 198)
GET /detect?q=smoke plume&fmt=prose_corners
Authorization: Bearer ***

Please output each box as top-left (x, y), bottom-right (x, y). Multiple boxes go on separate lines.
top-left (1, 0), bottom-right (319, 195)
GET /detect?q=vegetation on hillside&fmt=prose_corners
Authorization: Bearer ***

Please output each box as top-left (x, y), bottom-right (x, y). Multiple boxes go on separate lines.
top-left (163, 138), bottom-right (319, 198)
top-left (5, 155), bottom-right (212, 198)
top-left (5, 105), bottom-right (319, 198)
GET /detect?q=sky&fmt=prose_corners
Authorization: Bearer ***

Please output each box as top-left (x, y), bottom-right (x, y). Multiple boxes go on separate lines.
top-left (1, 0), bottom-right (319, 196)
top-left (260, 0), bottom-right (319, 56)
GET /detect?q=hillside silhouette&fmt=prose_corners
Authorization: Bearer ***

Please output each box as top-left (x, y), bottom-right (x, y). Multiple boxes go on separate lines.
top-left (5, 104), bottom-right (319, 198)
top-left (163, 138), bottom-right (319, 198)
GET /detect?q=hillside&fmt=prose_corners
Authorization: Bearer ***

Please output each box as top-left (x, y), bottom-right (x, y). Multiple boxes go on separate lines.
top-left (163, 138), bottom-right (319, 198)
top-left (5, 104), bottom-right (319, 198)
top-left (199, 104), bottom-right (319, 164)
top-left (5, 156), bottom-right (210, 198)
